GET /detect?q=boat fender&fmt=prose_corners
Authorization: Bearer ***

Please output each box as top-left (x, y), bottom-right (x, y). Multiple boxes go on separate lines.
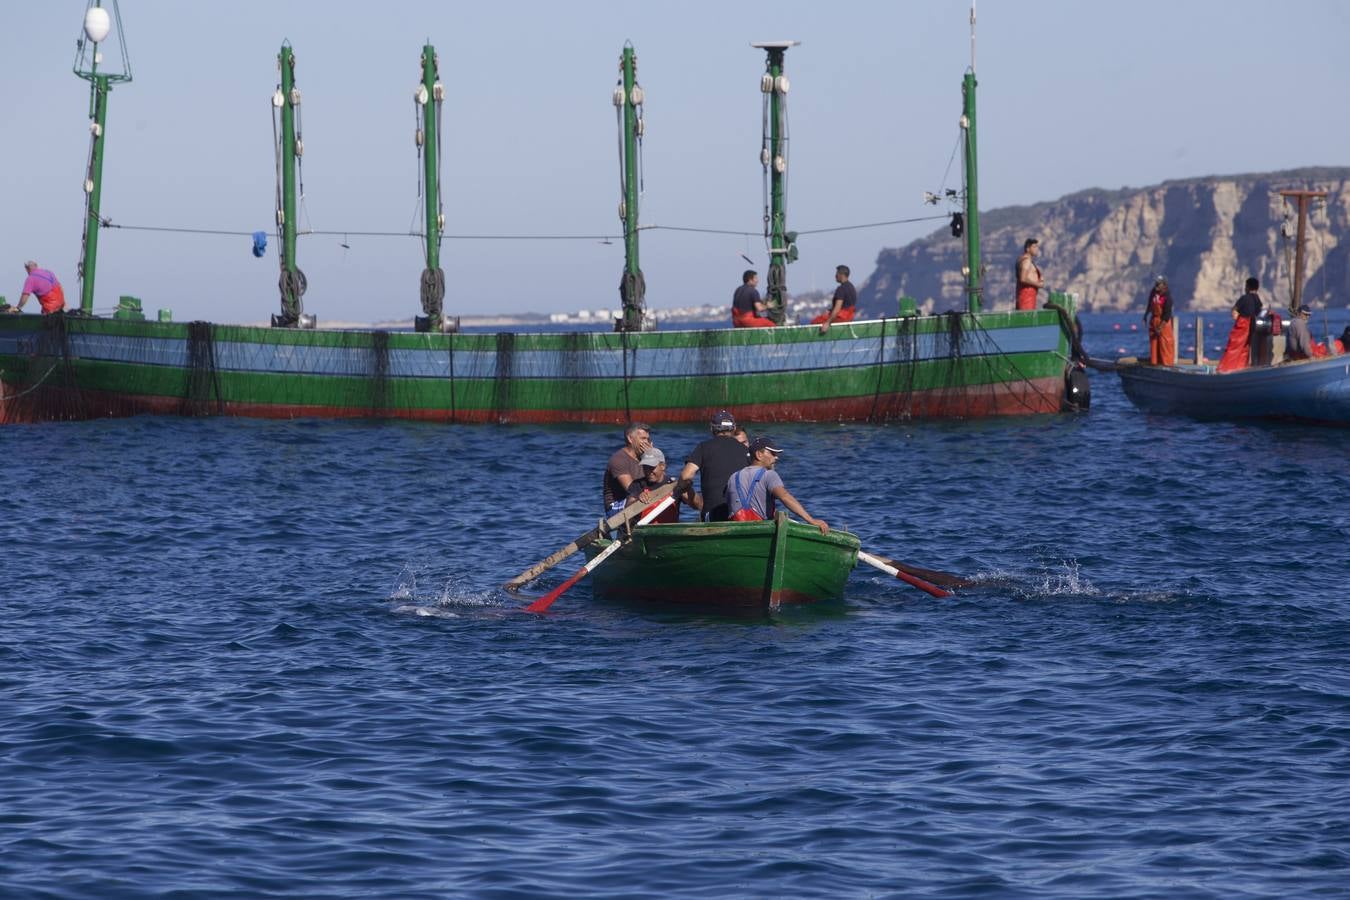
top-left (251, 231), bottom-right (268, 258)
top-left (1063, 366), bottom-right (1090, 411)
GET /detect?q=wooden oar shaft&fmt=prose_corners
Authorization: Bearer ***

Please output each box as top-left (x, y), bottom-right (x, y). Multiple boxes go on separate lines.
top-left (857, 550), bottom-right (953, 598)
top-left (503, 481), bottom-right (676, 592)
top-left (524, 496), bottom-right (676, 613)
top-left (871, 554), bottom-right (973, 589)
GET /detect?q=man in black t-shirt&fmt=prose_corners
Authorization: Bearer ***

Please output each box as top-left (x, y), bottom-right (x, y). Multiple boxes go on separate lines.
top-left (731, 270), bottom-right (774, 327)
top-left (812, 265), bottom-right (858, 332)
top-left (675, 409), bottom-right (752, 522)
top-left (1218, 277), bottom-right (1264, 372)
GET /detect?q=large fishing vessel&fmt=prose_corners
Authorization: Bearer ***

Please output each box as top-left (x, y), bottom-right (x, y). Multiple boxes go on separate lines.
top-left (0, 3), bottom-right (1084, 425)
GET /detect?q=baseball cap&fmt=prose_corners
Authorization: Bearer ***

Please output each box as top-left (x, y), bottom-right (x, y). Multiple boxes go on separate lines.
top-left (749, 436), bottom-right (783, 456)
top-left (639, 447), bottom-right (666, 467)
top-left (709, 409), bottom-right (736, 432)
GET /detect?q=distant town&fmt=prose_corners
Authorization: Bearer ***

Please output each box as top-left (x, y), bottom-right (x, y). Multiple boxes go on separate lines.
top-left (454, 291), bottom-right (835, 329)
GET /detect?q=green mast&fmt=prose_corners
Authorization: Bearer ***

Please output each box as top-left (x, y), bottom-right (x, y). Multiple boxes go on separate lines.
top-left (73, 1), bottom-right (131, 317)
top-left (961, 5), bottom-right (983, 314)
top-left (273, 43), bottom-right (308, 328)
top-left (614, 43), bottom-right (647, 332)
top-left (415, 43), bottom-right (447, 333)
top-left (753, 42), bottom-right (799, 325)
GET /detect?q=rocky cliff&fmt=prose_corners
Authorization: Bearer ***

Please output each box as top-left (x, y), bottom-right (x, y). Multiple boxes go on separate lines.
top-left (860, 167), bottom-right (1350, 314)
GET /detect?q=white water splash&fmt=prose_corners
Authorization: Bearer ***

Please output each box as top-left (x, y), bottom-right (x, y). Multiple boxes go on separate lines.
top-left (386, 563), bottom-right (501, 616)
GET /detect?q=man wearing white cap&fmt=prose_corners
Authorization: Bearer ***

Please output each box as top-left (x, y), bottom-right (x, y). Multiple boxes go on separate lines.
top-left (625, 446), bottom-right (697, 524)
top-left (726, 436), bottom-right (829, 534)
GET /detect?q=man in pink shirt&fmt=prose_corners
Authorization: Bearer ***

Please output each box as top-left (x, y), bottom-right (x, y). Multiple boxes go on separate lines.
top-left (9, 261), bottom-right (66, 315)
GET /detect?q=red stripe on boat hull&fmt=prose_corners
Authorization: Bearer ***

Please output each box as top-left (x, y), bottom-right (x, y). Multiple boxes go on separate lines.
top-left (1, 377), bottom-right (1065, 424)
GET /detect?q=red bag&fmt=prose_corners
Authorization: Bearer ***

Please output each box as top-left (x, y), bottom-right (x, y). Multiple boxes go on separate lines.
top-left (730, 508), bottom-right (763, 522)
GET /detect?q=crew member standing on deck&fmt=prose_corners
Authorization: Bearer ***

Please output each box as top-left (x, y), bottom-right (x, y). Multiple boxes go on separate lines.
top-left (8, 262), bottom-right (66, 315)
top-left (812, 265), bottom-right (858, 332)
top-left (1218, 278), bottom-right (1263, 372)
top-left (732, 270), bottom-right (774, 328)
top-left (1144, 275), bottom-right (1176, 366)
top-left (1015, 239), bottom-right (1046, 311)
top-left (602, 422), bottom-right (652, 516)
top-left (675, 409), bottom-right (751, 522)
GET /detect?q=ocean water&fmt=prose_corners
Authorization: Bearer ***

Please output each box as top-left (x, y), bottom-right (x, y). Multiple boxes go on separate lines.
top-left (2, 313), bottom-right (1348, 898)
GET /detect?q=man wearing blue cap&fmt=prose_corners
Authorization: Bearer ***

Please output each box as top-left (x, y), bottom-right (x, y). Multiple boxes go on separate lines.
top-left (675, 409), bottom-right (751, 522)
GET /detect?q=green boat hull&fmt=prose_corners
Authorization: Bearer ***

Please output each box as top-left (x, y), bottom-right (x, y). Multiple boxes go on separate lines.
top-left (0, 302), bottom-right (1080, 424)
top-left (583, 513), bottom-right (860, 610)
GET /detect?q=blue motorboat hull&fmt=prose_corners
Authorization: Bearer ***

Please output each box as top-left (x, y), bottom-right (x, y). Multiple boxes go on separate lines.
top-left (1116, 356), bottom-right (1350, 425)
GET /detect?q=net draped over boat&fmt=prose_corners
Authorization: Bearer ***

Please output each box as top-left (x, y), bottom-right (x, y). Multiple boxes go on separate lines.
top-left (0, 309), bottom-right (1074, 424)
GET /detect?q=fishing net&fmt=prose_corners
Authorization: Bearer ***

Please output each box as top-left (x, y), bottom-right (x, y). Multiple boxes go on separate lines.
top-left (0, 310), bottom-right (1075, 424)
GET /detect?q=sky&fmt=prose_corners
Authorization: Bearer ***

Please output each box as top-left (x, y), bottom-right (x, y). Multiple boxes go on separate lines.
top-left (2, 1), bottom-right (1348, 325)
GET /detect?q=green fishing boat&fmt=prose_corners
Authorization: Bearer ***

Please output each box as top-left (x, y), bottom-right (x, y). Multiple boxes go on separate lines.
top-left (583, 512), bottom-right (860, 610)
top-left (1, 6), bottom-right (1085, 426)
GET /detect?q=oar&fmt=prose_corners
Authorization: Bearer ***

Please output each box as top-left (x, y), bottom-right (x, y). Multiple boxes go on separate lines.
top-left (524, 496), bottom-right (676, 614)
top-left (503, 481), bottom-right (676, 592)
top-left (857, 550), bottom-right (953, 598)
top-left (868, 553), bottom-right (974, 589)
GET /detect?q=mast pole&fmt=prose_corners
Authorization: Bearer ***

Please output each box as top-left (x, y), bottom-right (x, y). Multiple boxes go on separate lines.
top-left (617, 44), bottom-right (645, 331)
top-left (1279, 189), bottom-right (1327, 311)
top-left (80, 75), bottom-right (110, 316)
top-left (417, 43), bottom-right (446, 332)
top-left (73, 0), bottom-right (131, 317)
top-left (755, 42), bottom-right (799, 325)
top-left (961, 4), bottom-right (983, 314)
top-left (274, 43), bottom-right (304, 327)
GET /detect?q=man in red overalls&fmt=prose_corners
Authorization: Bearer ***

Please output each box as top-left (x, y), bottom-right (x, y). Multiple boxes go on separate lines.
top-left (9, 261), bottom-right (66, 315)
top-left (1015, 238), bottom-right (1045, 311)
top-left (1218, 277), bottom-right (1263, 372)
top-left (731, 270), bottom-right (775, 328)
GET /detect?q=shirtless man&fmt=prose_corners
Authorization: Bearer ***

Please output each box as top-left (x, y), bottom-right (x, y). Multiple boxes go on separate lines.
top-left (1015, 239), bottom-right (1046, 311)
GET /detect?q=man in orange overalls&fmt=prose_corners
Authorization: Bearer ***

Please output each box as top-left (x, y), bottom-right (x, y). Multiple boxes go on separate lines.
top-left (9, 261), bottom-right (66, 315)
top-left (1218, 278), bottom-right (1263, 372)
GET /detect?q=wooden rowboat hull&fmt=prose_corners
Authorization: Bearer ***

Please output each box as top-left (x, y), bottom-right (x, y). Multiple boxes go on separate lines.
top-left (583, 513), bottom-right (860, 611)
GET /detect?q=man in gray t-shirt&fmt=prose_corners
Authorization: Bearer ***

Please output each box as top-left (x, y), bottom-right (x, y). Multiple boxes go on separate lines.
top-left (725, 437), bottom-right (829, 534)
top-left (1284, 306), bottom-right (1317, 361)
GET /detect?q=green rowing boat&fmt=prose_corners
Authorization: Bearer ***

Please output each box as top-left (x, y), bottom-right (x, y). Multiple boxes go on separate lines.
top-left (583, 512), bottom-right (860, 610)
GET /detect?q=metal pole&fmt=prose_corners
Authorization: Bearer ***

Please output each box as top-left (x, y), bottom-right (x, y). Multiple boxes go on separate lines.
top-left (961, 71), bottom-right (982, 314)
top-left (766, 47), bottom-right (787, 323)
top-left (422, 45), bottom-right (440, 273)
top-left (620, 45), bottom-right (642, 331)
top-left (278, 44), bottom-right (300, 323)
top-left (80, 75), bottom-right (110, 315)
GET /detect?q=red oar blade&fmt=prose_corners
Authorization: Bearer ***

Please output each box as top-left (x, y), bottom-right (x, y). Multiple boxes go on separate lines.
top-left (521, 496), bottom-right (677, 614)
top-left (525, 568), bottom-right (585, 613)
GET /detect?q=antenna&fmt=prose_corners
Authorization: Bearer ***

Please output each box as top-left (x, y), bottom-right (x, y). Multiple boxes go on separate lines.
top-left (970, 1), bottom-right (977, 73)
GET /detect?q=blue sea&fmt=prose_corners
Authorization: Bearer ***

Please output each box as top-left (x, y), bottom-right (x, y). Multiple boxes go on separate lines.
top-left (3, 312), bottom-right (1348, 898)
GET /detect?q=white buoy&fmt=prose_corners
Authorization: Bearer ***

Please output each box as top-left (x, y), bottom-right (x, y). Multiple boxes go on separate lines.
top-left (84, 6), bottom-right (112, 43)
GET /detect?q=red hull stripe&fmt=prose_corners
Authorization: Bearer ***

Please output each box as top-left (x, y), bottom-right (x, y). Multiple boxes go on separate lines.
top-left (1, 378), bottom-right (1065, 425)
